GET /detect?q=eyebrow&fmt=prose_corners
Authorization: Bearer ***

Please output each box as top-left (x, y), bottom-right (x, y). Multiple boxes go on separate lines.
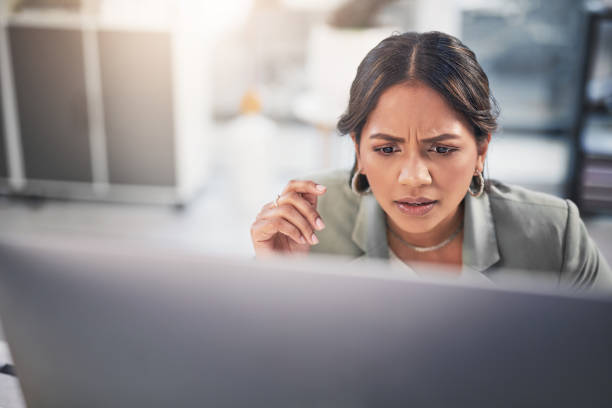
top-left (421, 134), bottom-right (461, 143)
top-left (368, 133), bottom-right (461, 143)
top-left (369, 133), bottom-right (404, 143)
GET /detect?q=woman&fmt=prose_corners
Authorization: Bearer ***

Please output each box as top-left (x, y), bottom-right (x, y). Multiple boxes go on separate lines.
top-left (250, 31), bottom-right (612, 289)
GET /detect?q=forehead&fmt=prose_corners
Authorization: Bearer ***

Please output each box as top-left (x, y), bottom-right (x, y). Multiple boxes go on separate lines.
top-left (363, 82), bottom-right (472, 138)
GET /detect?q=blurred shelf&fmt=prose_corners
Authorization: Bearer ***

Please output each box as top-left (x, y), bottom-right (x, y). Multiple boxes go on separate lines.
top-left (582, 114), bottom-right (612, 155)
top-left (0, 14), bottom-right (211, 205)
top-left (580, 156), bottom-right (612, 213)
top-left (569, 4), bottom-right (612, 214)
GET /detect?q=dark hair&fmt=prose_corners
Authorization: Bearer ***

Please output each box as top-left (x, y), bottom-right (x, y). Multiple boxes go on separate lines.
top-left (337, 31), bottom-right (498, 192)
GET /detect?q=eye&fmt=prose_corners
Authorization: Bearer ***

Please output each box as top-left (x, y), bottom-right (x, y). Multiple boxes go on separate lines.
top-left (374, 146), bottom-right (398, 155)
top-left (429, 145), bottom-right (457, 155)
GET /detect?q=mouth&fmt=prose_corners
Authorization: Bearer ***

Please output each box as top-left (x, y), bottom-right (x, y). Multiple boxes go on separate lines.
top-left (394, 198), bottom-right (438, 216)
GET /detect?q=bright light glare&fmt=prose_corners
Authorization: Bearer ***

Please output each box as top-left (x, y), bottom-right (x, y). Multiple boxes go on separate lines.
top-left (178, 0), bottom-right (254, 35)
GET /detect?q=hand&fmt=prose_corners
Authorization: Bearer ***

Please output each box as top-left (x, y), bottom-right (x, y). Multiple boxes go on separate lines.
top-left (251, 180), bottom-right (327, 256)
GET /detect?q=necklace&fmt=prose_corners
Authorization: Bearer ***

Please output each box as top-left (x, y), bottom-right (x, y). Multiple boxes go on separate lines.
top-left (387, 220), bottom-right (463, 253)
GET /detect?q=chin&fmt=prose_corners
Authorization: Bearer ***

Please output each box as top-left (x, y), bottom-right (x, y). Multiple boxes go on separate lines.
top-left (390, 210), bottom-right (441, 234)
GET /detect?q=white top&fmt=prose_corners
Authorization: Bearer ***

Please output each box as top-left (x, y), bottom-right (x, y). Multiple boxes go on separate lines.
top-left (388, 248), bottom-right (494, 286)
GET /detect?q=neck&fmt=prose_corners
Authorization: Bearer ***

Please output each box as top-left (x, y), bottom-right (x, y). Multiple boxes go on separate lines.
top-left (387, 203), bottom-right (464, 248)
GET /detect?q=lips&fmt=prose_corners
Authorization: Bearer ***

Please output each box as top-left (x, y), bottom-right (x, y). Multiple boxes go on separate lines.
top-left (394, 197), bottom-right (437, 216)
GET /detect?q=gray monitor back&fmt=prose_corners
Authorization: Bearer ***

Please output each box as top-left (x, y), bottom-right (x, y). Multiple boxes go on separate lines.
top-left (0, 236), bottom-right (611, 408)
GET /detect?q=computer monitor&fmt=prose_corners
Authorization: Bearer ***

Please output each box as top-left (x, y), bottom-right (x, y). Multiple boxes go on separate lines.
top-left (0, 234), bottom-right (611, 407)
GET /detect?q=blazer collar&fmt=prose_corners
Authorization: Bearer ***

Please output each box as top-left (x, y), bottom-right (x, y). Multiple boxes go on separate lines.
top-left (462, 191), bottom-right (500, 273)
top-left (351, 194), bottom-right (389, 259)
top-left (351, 191), bottom-right (500, 272)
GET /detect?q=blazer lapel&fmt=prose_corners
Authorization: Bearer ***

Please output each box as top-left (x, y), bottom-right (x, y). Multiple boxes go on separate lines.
top-left (350, 191), bottom-right (501, 273)
top-left (351, 194), bottom-right (390, 260)
top-left (462, 191), bottom-right (500, 273)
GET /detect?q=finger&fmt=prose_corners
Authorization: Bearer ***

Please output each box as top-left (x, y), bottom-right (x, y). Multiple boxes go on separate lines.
top-left (282, 180), bottom-right (327, 197)
top-left (277, 191), bottom-right (325, 231)
top-left (302, 191), bottom-right (318, 209)
top-left (282, 180), bottom-right (326, 209)
top-left (273, 204), bottom-right (318, 245)
top-left (251, 217), bottom-right (305, 245)
top-left (260, 201), bottom-right (277, 212)
top-left (276, 218), bottom-right (307, 245)
top-left (251, 218), bottom-right (275, 242)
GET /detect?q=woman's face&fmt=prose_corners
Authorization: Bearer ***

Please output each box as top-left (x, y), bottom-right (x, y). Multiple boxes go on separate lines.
top-left (354, 82), bottom-right (489, 238)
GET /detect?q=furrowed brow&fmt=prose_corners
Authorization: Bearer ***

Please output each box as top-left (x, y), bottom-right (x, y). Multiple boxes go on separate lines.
top-left (369, 133), bottom-right (405, 143)
top-left (420, 134), bottom-right (461, 143)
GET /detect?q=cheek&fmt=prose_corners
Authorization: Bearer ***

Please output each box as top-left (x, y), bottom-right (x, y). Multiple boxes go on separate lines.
top-left (361, 153), bottom-right (391, 181)
top-left (360, 151), bottom-right (376, 173)
top-left (433, 155), bottom-right (475, 180)
top-left (431, 155), bottom-right (478, 202)
top-left (360, 154), bottom-right (392, 197)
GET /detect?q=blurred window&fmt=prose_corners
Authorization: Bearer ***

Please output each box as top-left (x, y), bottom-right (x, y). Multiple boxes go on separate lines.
top-left (462, 0), bottom-right (585, 133)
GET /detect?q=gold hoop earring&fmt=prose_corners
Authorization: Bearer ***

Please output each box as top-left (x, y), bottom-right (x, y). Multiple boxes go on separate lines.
top-left (469, 171), bottom-right (485, 198)
top-left (351, 170), bottom-right (371, 196)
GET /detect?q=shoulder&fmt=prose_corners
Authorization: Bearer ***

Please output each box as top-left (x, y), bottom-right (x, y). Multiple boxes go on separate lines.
top-left (486, 180), bottom-right (570, 233)
top-left (486, 180), bottom-right (570, 249)
top-left (305, 169), bottom-right (363, 256)
top-left (486, 180), bottom-right (612, 289)
top-left (478, 181), bottom-right (569, 272)
top-left (487, 180), bottom-right (568, 213)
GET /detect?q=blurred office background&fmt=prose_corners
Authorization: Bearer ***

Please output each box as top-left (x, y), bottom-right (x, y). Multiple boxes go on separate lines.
top-left (0, 0), bottom-right (611, 259)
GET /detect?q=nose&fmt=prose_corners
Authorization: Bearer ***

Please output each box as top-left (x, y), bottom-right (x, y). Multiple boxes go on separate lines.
top-left (398, 155), bottom-right (432, 187)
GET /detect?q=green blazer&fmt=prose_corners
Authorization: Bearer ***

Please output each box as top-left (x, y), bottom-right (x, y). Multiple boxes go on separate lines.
top-left (310, 170), bottom-right (612, 291)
